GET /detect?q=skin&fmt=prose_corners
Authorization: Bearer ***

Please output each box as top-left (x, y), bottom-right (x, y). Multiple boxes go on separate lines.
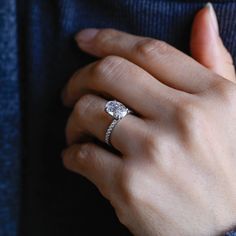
top-left (62, 5), bottom-right (236, 236)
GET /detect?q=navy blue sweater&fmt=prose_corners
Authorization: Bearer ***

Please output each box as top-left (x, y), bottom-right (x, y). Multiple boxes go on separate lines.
top-left (0, 0), bottom-right (236, 235)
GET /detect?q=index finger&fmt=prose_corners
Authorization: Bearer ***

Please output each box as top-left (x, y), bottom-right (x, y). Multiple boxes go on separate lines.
top-left (75, 28), bottom-right (223, 94)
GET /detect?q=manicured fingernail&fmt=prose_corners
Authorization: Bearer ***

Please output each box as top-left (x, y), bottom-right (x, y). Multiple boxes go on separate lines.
top-left (205, 2), bottom-right (219, 34)
top-left (75, 29), bottom-right (99, 43)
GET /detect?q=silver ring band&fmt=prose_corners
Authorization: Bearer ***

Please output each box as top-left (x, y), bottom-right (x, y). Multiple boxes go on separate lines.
top-left (104, 119), bottom-right (119, 145)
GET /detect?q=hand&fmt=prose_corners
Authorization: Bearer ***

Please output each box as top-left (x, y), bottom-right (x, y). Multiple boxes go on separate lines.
top-left (62, 4), bottom-right (236, 236)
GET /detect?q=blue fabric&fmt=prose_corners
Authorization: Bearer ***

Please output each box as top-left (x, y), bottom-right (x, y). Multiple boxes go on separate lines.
top-left (226, 231), bottom-right (236, 236)
top-left (0, 0), bottom-right (21, 235)
top-left (0, 0), bottom-right (236, 235)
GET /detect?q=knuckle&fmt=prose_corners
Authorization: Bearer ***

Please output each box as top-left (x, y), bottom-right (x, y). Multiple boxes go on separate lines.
top-left (75, 144), bottom-right (94, 167)
top-left (79, 143), bottom-right (94, 157)
top-left (174, 99), bottom-right (205, 132)
top-left (74, 94), bottom-right (94, 119)
top-left (62, 144), bottom-right (96, 174)
top-left (116, 168), bottom-right (143, 206)
top-left (175, 99), bottom-right (201, 120)
top-left (91, 56), bottom-right (125, 86)
top-left (92, 56), bottom-right (125, 78)
top-left (134, 39), bottom-right (170, 57)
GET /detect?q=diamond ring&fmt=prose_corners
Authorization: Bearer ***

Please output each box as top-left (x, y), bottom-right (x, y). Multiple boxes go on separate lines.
top-left (104, 100), bottom-right (132, 146)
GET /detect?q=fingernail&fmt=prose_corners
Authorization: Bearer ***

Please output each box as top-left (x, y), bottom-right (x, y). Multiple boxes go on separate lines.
top-left (205, 2), bottom-right (219, 35)
top-left (75, 29), bottom-right (99, 43)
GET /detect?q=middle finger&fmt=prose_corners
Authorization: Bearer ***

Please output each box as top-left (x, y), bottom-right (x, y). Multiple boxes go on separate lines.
top-left (62, 55), bottom-right (185, 118)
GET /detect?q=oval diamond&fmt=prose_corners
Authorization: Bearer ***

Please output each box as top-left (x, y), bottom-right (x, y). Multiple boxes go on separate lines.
top-left (105, 100), bottom-right (129, 120)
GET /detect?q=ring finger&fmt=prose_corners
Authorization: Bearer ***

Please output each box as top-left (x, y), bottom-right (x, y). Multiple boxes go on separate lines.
top-left (66, 94), bottom-right (146, 154)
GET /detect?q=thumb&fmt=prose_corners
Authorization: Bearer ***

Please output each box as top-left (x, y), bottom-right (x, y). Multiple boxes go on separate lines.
top-left (191, 3), bottom-right (236, 82)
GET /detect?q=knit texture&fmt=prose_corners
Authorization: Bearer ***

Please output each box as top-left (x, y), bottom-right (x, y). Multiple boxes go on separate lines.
top-left (0, 0), bottom-right (21, 235)
top-left (226, 231), bottom-right (236, 236)
top-left (1, 0), bottom-right (236, 235)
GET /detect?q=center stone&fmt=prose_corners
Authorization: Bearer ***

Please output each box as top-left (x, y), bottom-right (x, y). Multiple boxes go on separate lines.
top-left (105, 100), bottom-right (129, 120)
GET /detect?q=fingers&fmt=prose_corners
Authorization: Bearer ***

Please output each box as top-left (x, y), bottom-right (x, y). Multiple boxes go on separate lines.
top-left (65, 95), bottom-right (110, 145)
top-left (191, 3), bottom-right (236, 82)
top-left (66, 94), bottom-right (145, 153)
top-left (75, 28), bottom-right (222, 94)
top-left (62, 55), bottom-right (180, 118)
top-left (62, 143), bottom-right (122, 198)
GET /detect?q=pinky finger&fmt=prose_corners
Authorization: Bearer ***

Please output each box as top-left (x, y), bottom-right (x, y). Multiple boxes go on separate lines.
top-left (62, 143), bottom-right (122, 199)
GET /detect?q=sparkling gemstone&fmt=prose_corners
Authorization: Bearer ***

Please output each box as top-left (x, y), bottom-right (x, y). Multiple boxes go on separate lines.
top-left (105, 100), bottom-right (129, 119)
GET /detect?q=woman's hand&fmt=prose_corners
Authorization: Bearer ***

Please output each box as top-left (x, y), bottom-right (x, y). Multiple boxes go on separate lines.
top-left (62, 4), bottom-right (236, 236)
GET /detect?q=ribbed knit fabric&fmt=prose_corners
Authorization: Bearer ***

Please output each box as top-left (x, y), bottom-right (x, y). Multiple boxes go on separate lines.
top-left (1, 0), bottom-right (236, 235)
top-left (0, 0), bottom-right (21, 236)
top-left (226, 231), bottom-right (236, 236)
